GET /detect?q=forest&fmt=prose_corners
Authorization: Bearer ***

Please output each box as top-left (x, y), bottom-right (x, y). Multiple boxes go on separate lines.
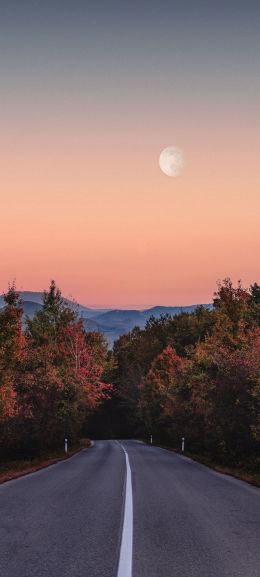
top-left (0, 281), bottom-right (112, 458)
top-left (90, 278), bottom-right (260, 472)
top-left (0, 279), bottom-right (260, 473)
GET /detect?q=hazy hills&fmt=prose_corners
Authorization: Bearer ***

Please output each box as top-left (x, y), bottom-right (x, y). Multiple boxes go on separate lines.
top-left (0, 291), bottom-right (212, 347)
top-left (0, 292), bottom-right (109, 319)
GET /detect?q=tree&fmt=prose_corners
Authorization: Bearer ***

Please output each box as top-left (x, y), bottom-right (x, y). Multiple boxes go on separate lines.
top-left (213, 278), bottom-right (250, 336)
top-left (139, 346), bottom-right (189, 441)
top-left (21, 281), bottom-right (112, 452)
top-left (0, 284), bottom-right (25, 426)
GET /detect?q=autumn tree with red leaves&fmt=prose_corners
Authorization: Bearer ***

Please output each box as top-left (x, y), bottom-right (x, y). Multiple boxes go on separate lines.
top-left (108, 279), bottom-right (260, 469)
top-left (0, 281), bottom-right (112, 457)
top-left (0, 285), bottom-right (25, 428)
top-left (21, 281), bottom-right (112, 452)
top-left (139, 346), bottom-right (189, 439)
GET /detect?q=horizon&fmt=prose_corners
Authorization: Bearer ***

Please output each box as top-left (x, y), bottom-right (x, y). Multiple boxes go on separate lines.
top-left (1, 280), bottom-right (259, 311)
top-left (0, 285), bottom-right (215, 310)
top-left (0, 276), bottom-right (258, 310)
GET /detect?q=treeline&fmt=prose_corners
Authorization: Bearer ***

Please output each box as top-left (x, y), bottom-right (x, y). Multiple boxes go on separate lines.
top-left (1, 278), bottom-right (260, 470)
top-left (104, 279), bottom-right (260, 469)
top-left (0, 281), bottom-right (111, 458)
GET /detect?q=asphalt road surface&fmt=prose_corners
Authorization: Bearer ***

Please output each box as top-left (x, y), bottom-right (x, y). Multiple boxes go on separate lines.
top-left (0, 440), bottom-right (259, 577)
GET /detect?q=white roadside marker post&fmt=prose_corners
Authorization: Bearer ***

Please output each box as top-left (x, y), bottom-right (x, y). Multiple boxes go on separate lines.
top-left (150, 434), bottom-right (153, 445)
top-left (182, 437), bottom-right (185, 452)
top-left (65, 438), bottom-right (68, 454)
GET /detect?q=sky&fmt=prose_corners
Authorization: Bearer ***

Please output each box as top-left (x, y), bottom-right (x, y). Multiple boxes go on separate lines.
top-left (0, 0), bottom-right (259, 308)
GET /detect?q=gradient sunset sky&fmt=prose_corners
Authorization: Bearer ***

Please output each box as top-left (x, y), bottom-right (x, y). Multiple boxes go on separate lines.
top-left (1, 0), bottom-right (259, 307)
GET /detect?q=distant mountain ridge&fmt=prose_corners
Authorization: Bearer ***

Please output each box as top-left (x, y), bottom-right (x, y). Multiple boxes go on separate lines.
top-left (0, 291), bottom-right (212, 347)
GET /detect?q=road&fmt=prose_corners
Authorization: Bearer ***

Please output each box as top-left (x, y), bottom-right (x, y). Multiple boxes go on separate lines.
top-left (0, 440), bottom-right (259, 577)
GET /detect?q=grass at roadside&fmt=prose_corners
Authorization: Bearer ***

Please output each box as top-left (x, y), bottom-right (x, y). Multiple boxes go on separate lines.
top-left (181, 451), bottom-right (260, 488)
top-left (0, 438), bottom-right (91, 484)
top-left (147, 441), bottom-right (260, 488)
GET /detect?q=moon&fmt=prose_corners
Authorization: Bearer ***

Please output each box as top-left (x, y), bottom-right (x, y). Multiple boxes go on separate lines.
top-left (159, 146), bottom-right (184, 177)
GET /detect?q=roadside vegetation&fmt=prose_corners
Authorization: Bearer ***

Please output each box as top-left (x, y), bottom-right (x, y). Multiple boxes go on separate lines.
top-left (0, 438), bottom-right (91, 484)
top-left (94, 279), bottom-right (260, 482)
top-left (0, 281), bottom-right (112, 464)
top-left (1, 278), bottom-right (259, 485)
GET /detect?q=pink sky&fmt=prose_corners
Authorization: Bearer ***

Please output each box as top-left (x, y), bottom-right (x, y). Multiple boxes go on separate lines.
top-left (1, 110), bottom-right (259, 307)
top-left (1, 3), bottom-right (259, 307)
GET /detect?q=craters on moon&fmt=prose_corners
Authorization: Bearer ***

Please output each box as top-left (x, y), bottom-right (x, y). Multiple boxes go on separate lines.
top-left (159, 146), bottom-right (184, 177)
